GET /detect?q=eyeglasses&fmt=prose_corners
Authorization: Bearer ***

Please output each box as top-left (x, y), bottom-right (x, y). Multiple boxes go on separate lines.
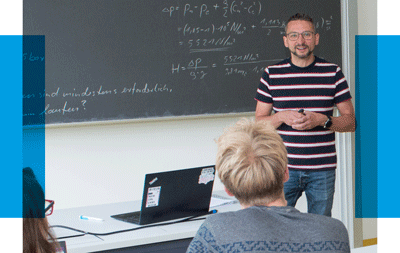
top-left (45, 199), bottom-right (55, 216)
top-left (286, 31), bottom-right (315, 41)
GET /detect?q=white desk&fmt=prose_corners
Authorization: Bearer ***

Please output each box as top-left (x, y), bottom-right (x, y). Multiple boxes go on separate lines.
top-left (48, 192), bottom-right (239, 253)
top-left (49, 191), bottom-right (374, 253)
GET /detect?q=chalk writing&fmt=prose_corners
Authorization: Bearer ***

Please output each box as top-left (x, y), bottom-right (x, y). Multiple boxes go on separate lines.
top-left (23, 83), bottom-right (174, 119)
top-left (170, 54), bottom-right (281, 80)
top-left (23, 93), bottom-right (36, 99)
top-left (121, 83), bottom-right (173, 94)
top-left (172, 57), bottom-right (214, 79)
top-left (252, 66), bottom-right (265, 74)
top-left (224, 53), bottom-right (259, 64)
top-left (24, 0), bottom-right (341, 124)
top-left (23, 52), bottom-right (45, 62)
top-left (61, 87), bottom-right (95, 98)
top-left (179, 21), bottom-right (246, 36)
top-left (41, 101), bottom-right (79, 116)
top-left (162, 1), bottom-right (261, 18)
top-left (183, 36), bottom-right (236, 48)
top-left (225, 67), bottom-right (247, 76)
top-left (224, 65), bottom-right (270, 77)
top-left (97, 86), bottom-right (118, 96)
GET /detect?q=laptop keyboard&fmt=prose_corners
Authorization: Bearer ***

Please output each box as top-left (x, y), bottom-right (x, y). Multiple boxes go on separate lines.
top-left (111, 211), bottom-right (141, 224)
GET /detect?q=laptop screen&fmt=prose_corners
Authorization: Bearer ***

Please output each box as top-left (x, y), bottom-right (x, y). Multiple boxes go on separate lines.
top-left (139, 165), bottom-right (215, 225)
top-left (111, 165), bottom-right (216, 225)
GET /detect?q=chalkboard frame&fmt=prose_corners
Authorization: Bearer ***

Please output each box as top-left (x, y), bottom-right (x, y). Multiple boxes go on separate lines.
top-left (23, 0), bottom-right (346, 127)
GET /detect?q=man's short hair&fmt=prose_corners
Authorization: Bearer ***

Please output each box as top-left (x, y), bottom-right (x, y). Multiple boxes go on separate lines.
top-left (215, 118), bottom-right (288, 206)
top-left (285, 13), bottom-right (315, 32)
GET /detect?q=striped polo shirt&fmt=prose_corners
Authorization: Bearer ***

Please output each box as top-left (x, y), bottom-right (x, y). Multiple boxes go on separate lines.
top-left (255, 57), bottom-right (352, 171)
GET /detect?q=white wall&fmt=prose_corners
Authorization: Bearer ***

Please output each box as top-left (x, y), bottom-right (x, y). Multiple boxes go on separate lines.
top-left (45, 115), bottom-right (246, 209)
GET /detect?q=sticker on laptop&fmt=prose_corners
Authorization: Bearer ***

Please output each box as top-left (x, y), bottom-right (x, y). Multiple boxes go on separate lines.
top-left (198, 167), bottom-right (215, 185)
top-left (149, 177), bottom-right (158, 185)
top-left (146, 186), bottom-right (161, 208)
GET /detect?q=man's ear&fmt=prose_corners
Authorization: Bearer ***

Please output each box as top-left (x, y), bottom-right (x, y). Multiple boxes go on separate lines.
top-left (283, 167), bottom-right (290, 183)
top-left (283, 36), bottom-right (289, 48)
top-left (224, 187), bottom-right (234, 197)
top-left (315, 33), bottom-right (320, 46)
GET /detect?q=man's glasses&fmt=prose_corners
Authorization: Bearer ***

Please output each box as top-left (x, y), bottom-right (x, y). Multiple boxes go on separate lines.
top-left (45, 199), bottom-right (55, 216)
top-left (286, 31), bottom-right (315, 41)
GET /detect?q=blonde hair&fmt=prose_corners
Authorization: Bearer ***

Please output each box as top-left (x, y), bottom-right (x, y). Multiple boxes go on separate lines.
top-left (216, 118), bottom-right (288, 206)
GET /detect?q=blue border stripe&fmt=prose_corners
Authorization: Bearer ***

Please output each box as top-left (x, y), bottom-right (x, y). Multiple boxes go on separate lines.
top-left (0, 36), bottom-right (23, 217)
top-left (355, 35), bottom-right (378, 218)
top-left (377, 36), bottom-right (400, 218)
top-left (22, 36), bottom-right (46, 218)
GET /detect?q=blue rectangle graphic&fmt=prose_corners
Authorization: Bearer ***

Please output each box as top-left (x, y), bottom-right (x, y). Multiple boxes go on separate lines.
top-left (22, 35), bottom-right (46, 218)
top-left (356, 35), bottom-right (400, 218)
top-left (355, 35), bottom-right (378, 218)
top-left (377, 36), bottom-right (400, 218)
top-left (0, 36), bottom-right (23, 217)
top-left (0, 35), bottom-right (46, 218)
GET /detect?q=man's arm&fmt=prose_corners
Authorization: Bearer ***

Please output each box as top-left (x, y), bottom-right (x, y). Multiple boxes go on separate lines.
top-left (255, 101), bottom-right (305, 129)
top-left (329, 99), bottom-right (356, 132)
top-left (291, 100), bottom-right (356, 132)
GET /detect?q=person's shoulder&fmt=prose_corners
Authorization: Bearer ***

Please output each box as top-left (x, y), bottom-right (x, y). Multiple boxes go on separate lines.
top-left (307, 212), bottom-right (348, 233)
top-left (202, 208), bottom-right (252, 227)
top-left (314, 56), bottom-right (340, 68)
top-left (204, 209), bottom-right (239, 222)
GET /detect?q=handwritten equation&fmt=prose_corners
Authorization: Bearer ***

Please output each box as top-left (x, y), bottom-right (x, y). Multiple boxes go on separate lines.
top-left (162, 1), bottom-right (262, 18)
top-left (171, 55), bottom-right (279, 80)
top-left (162, 0), bottom-right (335, 80)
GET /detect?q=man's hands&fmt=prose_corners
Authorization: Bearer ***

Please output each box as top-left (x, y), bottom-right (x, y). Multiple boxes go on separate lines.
top-left (276, 110), bottom-right (309, 128)
top-left (255, 100), bottom-right (356, 132)
top-left (255, 102), bottom-right (327, 130)
top-left (289, 110), bottom-right (327, 130)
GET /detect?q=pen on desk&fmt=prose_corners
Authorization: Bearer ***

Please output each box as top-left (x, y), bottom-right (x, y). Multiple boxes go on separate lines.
top-left (79, 215), bottom-right (104, 222)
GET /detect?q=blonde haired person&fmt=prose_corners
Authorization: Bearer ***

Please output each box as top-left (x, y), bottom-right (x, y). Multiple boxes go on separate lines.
top-left (23, 167), bottom-right (59, 253)
top-left (186, 119), bottom-right (350, 253)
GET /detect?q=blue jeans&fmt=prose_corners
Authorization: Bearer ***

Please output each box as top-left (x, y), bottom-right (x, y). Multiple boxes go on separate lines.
top-left (284, 170), bottom-right (336, 217)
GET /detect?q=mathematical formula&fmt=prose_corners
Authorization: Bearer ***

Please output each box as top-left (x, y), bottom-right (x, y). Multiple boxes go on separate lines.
top-left (171, 55), bottom-right (279, 80)
top-left (162, 1), bottom-right (262, 18)
top-left (24, 0), bottom-right (341, 123)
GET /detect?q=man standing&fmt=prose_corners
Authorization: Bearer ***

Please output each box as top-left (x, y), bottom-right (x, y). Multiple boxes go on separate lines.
top-left (186, 119), bottom-right (350, 252)
top-left (255, 13), bottom-right (356, 216)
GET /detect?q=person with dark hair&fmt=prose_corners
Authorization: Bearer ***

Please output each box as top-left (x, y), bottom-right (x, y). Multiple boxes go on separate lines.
top-left (255, 13), bottom-right (356, 216)
top-left (186, 119), bottom-right (350, 253)
top-left (23, 167), bottom-right (59, 253)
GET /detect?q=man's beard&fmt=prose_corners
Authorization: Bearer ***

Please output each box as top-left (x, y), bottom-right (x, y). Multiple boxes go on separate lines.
top-left (290, 45), bottom-right (313, 59)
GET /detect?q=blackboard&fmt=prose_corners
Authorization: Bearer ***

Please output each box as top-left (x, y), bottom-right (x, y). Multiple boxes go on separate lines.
top-left (23, 0), bottom-right (342, 125)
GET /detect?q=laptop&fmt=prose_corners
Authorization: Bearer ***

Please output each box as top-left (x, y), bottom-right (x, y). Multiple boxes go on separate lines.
top-left (111, 165), bottom-right (215, 225)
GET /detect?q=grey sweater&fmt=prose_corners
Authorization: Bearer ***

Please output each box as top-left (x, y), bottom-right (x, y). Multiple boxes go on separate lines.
top-left (187, 206), bottom-right (350, 252)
